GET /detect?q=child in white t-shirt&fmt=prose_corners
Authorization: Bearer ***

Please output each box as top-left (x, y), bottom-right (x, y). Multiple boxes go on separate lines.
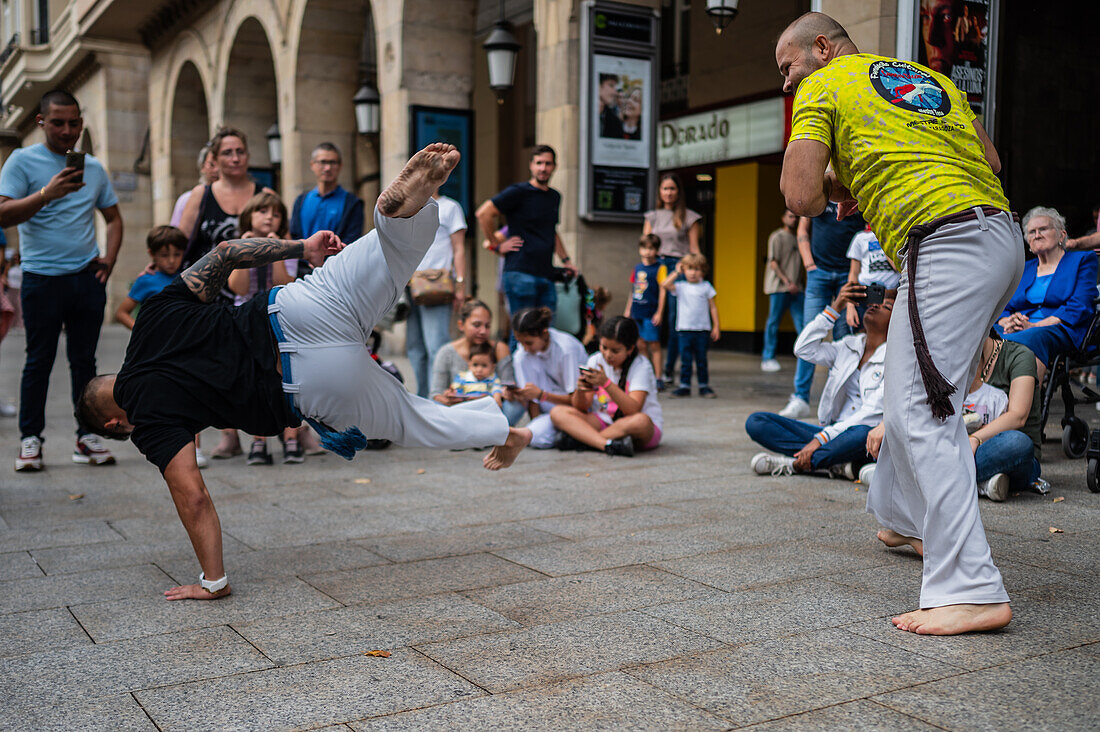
top-left (846, 228), bottom-right (900, 328)
top-left (660, 253), bottom-right (719, 398)
top-left (549, 316), bottom-right (662, 456)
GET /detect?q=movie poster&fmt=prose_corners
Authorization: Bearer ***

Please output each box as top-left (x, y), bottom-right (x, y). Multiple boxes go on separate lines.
top-left (592, 53), bottom-right (651, 168)
top-left (917, 0), bottom-right (992, 117)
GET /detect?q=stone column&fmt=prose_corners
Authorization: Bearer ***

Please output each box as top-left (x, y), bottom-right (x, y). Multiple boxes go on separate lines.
top-left (819, 0), bottom-right (898, 56)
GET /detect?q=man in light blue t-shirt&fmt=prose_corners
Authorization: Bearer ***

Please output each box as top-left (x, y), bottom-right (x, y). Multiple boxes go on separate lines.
top-left (0, 89), bottom-right (123, 471)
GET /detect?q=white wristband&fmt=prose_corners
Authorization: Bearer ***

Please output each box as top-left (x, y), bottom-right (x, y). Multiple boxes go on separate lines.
top-left (199, 572), bottom-right (228, 594)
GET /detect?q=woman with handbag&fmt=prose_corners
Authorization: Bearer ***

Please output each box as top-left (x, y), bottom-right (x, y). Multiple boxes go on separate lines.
top-left (406, 190), bottom-right (467, 398)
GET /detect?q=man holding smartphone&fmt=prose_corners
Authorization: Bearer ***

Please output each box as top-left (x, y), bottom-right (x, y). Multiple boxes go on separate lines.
top-left (0, 89), bottom-right (123, 471)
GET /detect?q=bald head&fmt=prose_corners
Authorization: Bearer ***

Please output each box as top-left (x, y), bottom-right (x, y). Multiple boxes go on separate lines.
top-left (775, 12), bottom-right (859, 94)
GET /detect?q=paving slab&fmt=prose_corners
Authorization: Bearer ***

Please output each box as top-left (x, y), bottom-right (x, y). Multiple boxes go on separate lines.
top-left (739, 699), bottom-right (940, 730)
top-left (520, 505), bottom-right (694, 539)
top-left (309, 553), bottom-right (543, 605)
top-left (135, 649), bottom-right (484, 731)
top-left (351, 671), bottom-right (729, 731)
top-left (234, 593), bottom-right (521, 665)
top-left (464, 565), bottom-right (726, 626)
top-left (626, 628), bottom-right (960, 727)
top-left (416, 610), bottom-right (723, 693)
top-left (0, 519), bottom-right (123, 552)
top-left (0, 607), bottom-right (92, 657)
top-left (0, 550), bottom-right (43, 580)
top-left (640, 577), bottom-right (905, 646)
top-left (155, 541), bottom-right (391, 585)
top-left (29, 531), bottom-right (252, 575)
top-left (0, 626), bottom-right (272, 706)
top-left (2, 693), bottom-right (158, 732)
top-left (69, 576), bottom-right (342, 642)
top-left (0, 564), bottom-right (173, 614)
top-left (872, 646), bottom-right (1100, 731)
top-left (358, 523), bottom-right (559, 562)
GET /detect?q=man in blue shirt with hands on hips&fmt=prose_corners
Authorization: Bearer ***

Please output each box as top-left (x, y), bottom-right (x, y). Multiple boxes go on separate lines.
top-left (0, 89), bottom-right (123, 471)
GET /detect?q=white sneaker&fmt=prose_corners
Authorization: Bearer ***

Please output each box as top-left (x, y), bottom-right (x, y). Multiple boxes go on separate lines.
top-left (858, 463), bottom-right (876, 485)
top-left (979, 473), bottom-right (1010, 502)
top-left (72, 434), bottom-right (116, 465)
top-left (751, 452), bottom-right (796, 476)
top-left (778, 395), bottom-right (811, 419)
top-left (761, 359), bottom-right (781, 373)
top-left (15, 436), bottom-right (43, 471)
top-left (195, 447), bottom-right (209, 469)
top-left (828, 462), bottom-right (856, 480)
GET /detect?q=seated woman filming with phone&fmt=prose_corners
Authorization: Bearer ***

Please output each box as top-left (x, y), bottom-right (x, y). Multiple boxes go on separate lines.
top-left (746, 283), bottom-right (892, 479)
top-left (550, 316), bottom-right (663, 457)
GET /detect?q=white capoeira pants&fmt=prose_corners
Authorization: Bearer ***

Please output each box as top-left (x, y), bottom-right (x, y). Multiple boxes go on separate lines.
top-left (868, 208), bottom-right (1024, 609)
top-left (270, 202), bottom-right (510, 450)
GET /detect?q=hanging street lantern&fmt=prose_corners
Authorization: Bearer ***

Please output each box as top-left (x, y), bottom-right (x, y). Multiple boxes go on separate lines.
top-left (705, 0), bottom-right (739, 34)
top-left (353, 82), bottom-right (380, 135)
top-left (266, 122), bottom-right (282, 166)
top-left (483, 20), bottom-right (521, 102)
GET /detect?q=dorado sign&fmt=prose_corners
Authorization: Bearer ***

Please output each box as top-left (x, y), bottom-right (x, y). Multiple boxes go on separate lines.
top-left (657, 97), bottom-right (785, 171)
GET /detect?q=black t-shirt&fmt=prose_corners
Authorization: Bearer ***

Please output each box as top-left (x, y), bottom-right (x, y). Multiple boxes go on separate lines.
top-left (810, 202), bottom-right (865, 274)
top-left (114, 279), bottom-right (298, 472)
top-left (492, 182), bottom-right (561, 279)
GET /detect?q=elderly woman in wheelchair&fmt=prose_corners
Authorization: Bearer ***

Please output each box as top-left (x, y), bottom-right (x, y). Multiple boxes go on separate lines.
top-left (996, 206), bottom-right (1098, 381)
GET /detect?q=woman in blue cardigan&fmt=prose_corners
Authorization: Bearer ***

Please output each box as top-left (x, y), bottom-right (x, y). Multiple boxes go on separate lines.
top-left (996, 206), bottom-right (1098, 378)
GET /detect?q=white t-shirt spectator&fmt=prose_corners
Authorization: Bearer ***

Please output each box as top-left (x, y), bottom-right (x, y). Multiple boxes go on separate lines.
top-left (586, 351), bottom-right (663, 431)
top-left (847, 230), bottom-right (900, 290)
top-left (513, 327), bottom-right (588, 412)
top-left (963, 381), bottom-right (1008, 433)
top-left (416, 195), bottom-right (467, 271)
top-left (674, 280), bottom-right (717, 331)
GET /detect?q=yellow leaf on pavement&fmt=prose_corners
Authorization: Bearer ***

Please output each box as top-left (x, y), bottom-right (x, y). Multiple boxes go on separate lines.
top-left (68, 494), bottom-right (84, 501)
top-left (416, 469), bottom-right (426, 475)
top-left (1049, 526), bottom-right (1064, 534)
top-left (1052, 496), bottom-right (1065, 503)
top-left (365, 650), bottom-right (391, 657)
top-left (354, 478), bottom-right (371, 484)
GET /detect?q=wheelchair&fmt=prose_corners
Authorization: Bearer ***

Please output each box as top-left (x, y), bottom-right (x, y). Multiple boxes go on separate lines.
top-left (1036, 292), bottom-right (1100, 491)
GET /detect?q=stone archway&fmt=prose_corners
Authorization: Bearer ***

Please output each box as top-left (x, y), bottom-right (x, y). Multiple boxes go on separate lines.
top-left (169, 61), bottom-right (211, 202)
top-left (223, 18), bottom-right (279, 173)
top-left (293, 0), bottom-right (375, 202)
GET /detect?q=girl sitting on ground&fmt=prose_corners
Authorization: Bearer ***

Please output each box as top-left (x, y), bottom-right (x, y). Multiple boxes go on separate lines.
top-left (550, 316), bottom-right (663, 457)
top-left (509, 307), bottom-right (588, 449)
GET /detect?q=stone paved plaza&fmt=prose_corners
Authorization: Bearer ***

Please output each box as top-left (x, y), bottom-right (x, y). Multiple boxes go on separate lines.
top-left (1, 325), bottom-right (1097, 730)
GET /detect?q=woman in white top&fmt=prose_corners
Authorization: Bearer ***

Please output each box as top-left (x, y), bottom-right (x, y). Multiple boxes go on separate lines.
top-left (551, 317), bottom-right (662, 456)
top-left (509, 307), bottom-right (588, 448)
top-left (406, 191), bottom-right (468, 398)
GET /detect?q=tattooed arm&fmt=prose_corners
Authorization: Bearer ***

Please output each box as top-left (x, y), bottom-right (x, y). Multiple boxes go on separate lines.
top-left (180, 231), bottom-right (343, 302)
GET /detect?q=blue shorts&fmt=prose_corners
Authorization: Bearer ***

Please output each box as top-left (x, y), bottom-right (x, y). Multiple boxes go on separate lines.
top-left (633, 316), bottom-right (659, 342)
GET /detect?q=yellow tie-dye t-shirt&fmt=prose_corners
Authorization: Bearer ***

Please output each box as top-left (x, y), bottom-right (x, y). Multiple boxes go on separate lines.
top-left (788, 54), bottom-right (1009, 266)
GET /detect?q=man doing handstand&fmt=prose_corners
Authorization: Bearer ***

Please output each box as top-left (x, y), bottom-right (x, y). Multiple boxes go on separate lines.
top-left (77, 144), bottom-right (531, 600)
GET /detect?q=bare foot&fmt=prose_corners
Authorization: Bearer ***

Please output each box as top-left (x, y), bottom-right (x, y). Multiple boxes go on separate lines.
top-left (483, 428), bottom-right (532, 471)
top-left (892, 603), bottom-right (1011, 635)
top-left (877, 528), bottom-right (924, 557)
top-left (164, 583), bottom-right (232, 601)
top-left (377, 143), bottom-right (461, 218)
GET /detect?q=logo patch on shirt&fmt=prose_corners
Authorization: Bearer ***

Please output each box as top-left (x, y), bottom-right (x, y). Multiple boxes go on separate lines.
top-left (869, 61), bottom-right (950, 118)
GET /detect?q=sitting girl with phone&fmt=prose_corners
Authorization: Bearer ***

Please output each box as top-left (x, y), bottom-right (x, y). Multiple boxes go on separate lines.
top-left (845, 227), bottom-right (899, 328)
top-left (550, 316), bottom-right (663, 457)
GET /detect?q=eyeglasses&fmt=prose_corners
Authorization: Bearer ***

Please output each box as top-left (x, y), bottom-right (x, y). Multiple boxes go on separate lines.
top-left (1026, 225), bottom-right (1056, 239)
top-left (312, 159), bottom-right (341, 167)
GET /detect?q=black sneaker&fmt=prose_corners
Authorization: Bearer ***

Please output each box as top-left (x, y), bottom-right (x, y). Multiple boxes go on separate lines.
top-left (554, 433), bottom-right (587, 451)
top-left (247, 439), bottom-right (273, 466)
top-left (698, 387), bottom-right (717, 399)
top-left (283, 437), bottom-right (304, 464)
top-left (670, 387), bottom-right (691, 398)
top-left (604, 436), bottom-right (635, 457)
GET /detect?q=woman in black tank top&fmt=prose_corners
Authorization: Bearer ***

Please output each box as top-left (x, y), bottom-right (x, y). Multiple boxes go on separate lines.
top-left (183, 180), bottom-right (258, 266)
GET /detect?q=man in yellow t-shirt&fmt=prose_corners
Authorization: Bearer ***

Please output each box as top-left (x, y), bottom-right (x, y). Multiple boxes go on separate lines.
top-left (774, 12), bottom-right (1025, 637)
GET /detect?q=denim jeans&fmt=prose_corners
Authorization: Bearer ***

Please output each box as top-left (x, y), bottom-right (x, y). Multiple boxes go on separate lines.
top-left (678, 330), bottom-right (710, 388)
top-left (745, 411), bottom-right (872, 470)
top-left (974, 429), bottom-right (1041, 490)
top-left (502, 270), bottom-right (557, 348)
top-left (793, 267), bottom-right (851, 401)
top-left (20, 267), bottom-right (106, 439)
top-left (660, 255), bottom-right (680, 377)
top-left (406, 300), bottom-right (453, 398)
top-left (762, 291), bottom-right (805, 361)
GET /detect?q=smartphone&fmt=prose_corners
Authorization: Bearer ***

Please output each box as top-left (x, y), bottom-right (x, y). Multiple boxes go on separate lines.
top-left (499, 382), bottom-right (517, 390)
top-left (65, 151), bottom-right (85, 184)
top-left (864, 283), bottom-right (886, 307)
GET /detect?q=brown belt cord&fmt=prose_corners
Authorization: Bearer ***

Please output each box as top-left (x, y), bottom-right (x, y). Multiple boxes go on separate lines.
top-left (904, 206), bottom-right (1019, 422)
